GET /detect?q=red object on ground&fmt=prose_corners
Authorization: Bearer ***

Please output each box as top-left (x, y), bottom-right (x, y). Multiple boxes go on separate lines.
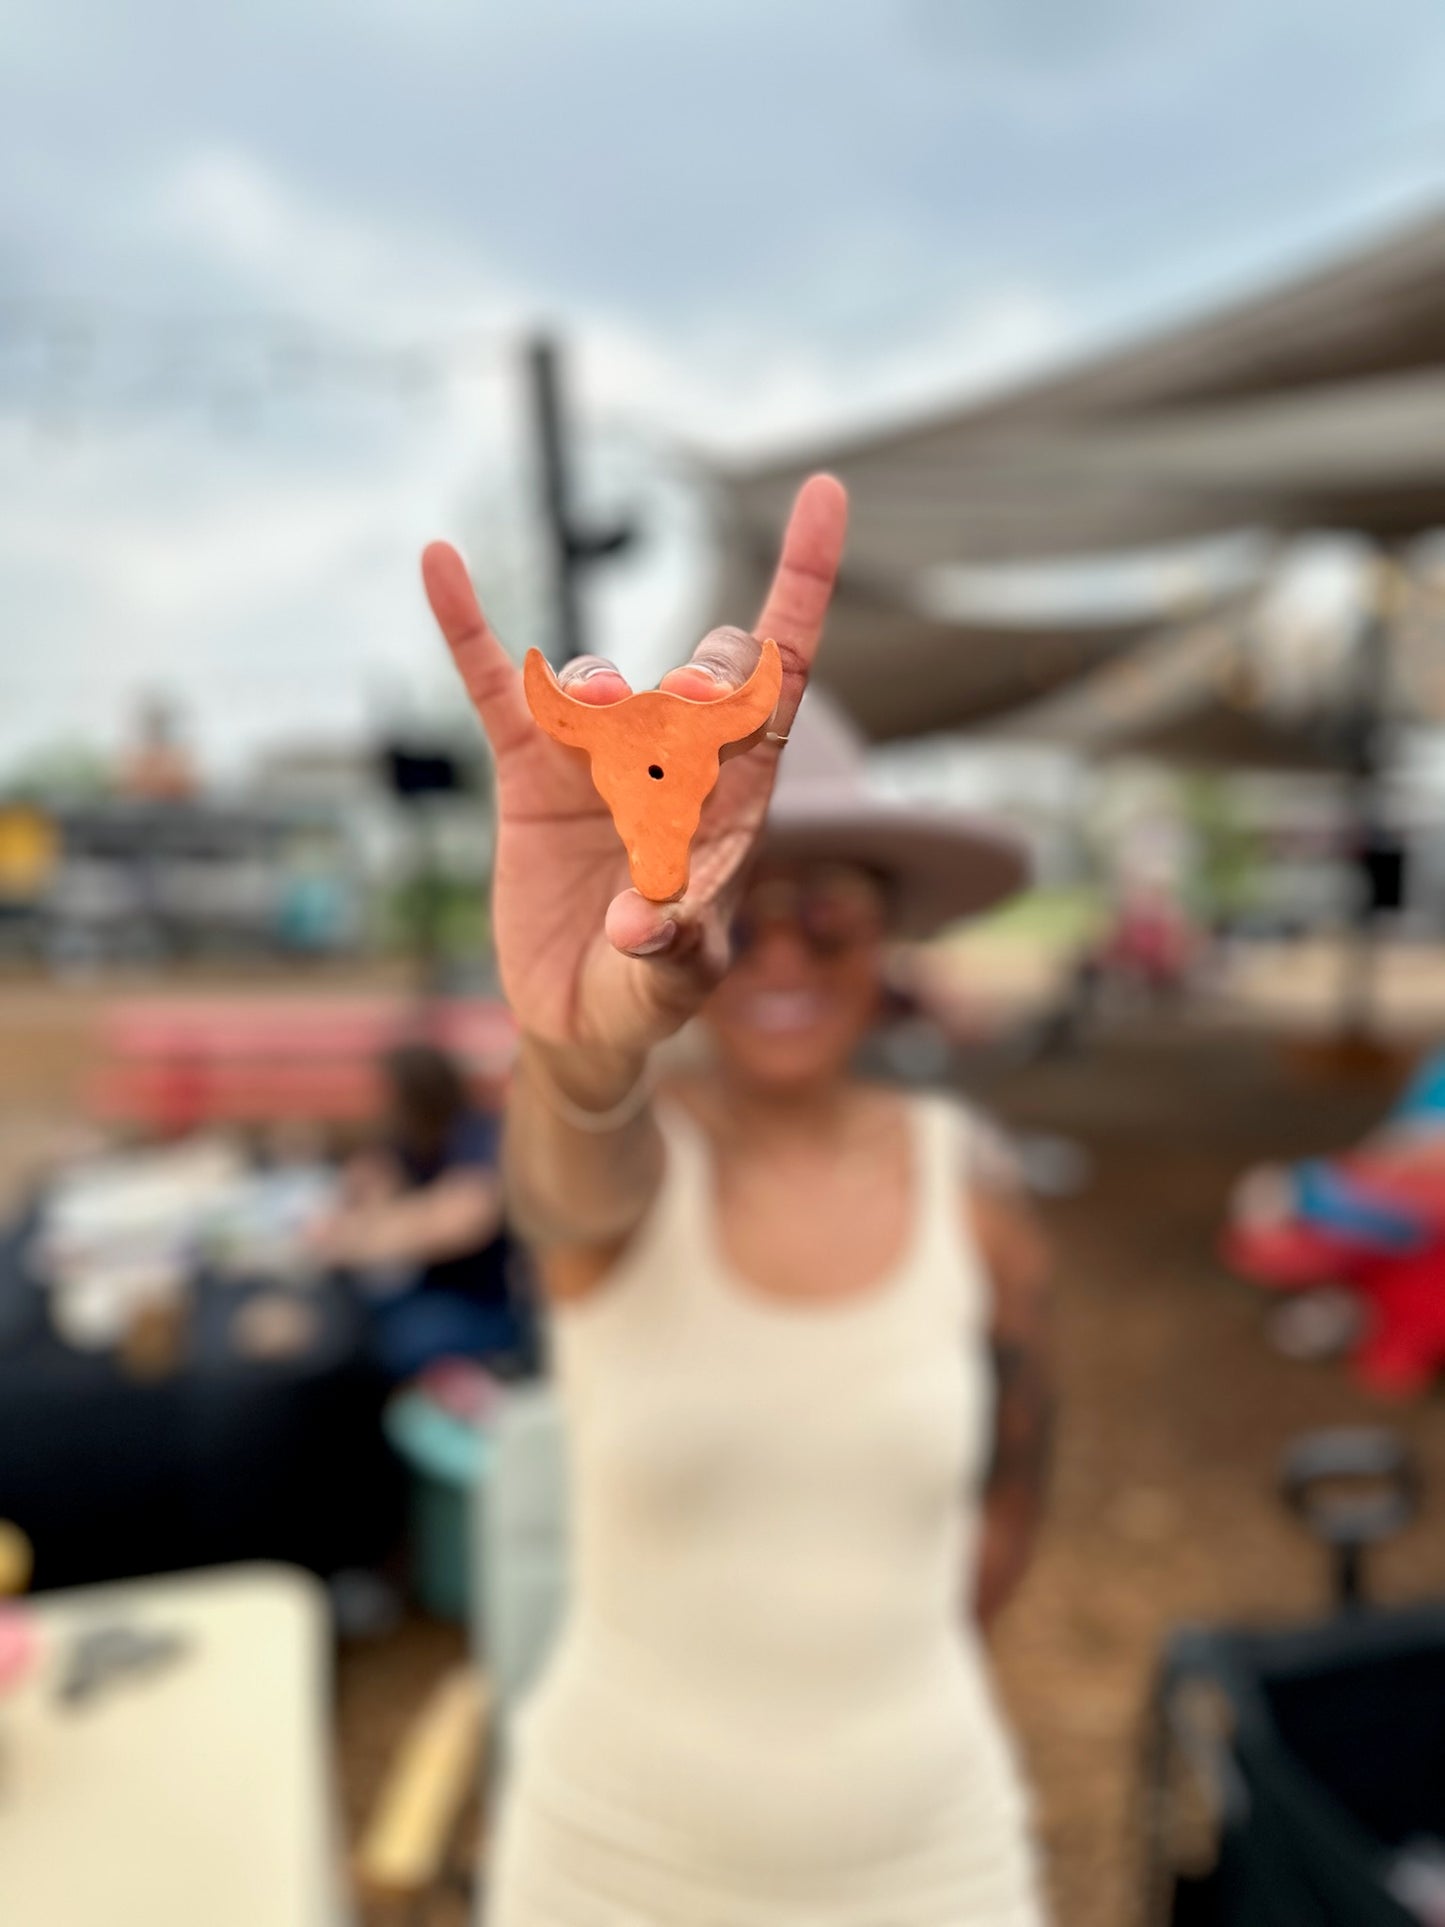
top-left (1221, 1219), bottom-right (1347, 1289)
top-left (1224, 1147), bottom-right (1445, 1399)
top-left (1349, 1245), bottom-right (1445, 1397)
top-left (88, 996), bottom-right (516, 1132)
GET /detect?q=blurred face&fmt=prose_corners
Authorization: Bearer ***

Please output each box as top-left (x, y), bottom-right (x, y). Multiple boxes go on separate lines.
top-left (704, 861), bottom-right (889, 1092)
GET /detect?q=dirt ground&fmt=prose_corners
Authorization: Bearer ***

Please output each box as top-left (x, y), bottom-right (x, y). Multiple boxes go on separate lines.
top-left (6, 975), bottom-right (1445, 1925)
top-left (984, 1020), bottom-right (1445, 1927)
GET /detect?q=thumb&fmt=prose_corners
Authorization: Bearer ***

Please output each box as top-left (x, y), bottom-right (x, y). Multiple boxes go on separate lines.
top-left (603, 891), bottom-right (731, 1025)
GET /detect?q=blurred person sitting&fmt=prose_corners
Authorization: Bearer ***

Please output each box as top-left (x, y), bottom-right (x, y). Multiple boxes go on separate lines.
top-left (422, 476), bottom-right (1052, 1926)
top-left (312, 1042), bottom-right (533, 1379)
top-left (118, 695), bottom-right (199, 802)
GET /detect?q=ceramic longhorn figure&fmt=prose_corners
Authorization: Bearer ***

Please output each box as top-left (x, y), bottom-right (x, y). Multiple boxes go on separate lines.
top-left (522, 639), bottom-right (783, 902)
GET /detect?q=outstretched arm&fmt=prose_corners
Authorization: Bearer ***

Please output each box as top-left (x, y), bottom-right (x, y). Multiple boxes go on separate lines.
top-left (422, 477), bottom-right (848, 1291)
top-left (314, 1169), bottom-right (503, 1272)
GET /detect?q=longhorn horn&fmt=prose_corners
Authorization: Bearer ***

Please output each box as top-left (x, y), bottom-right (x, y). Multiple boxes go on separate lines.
top-left (522, 649), bottom-right (608, 751)
top-left (689, 638), bottom-right (783, 747)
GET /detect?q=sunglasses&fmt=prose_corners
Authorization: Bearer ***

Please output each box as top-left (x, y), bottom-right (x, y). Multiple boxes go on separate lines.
top-left (729, 869), bottom-right (888, 960)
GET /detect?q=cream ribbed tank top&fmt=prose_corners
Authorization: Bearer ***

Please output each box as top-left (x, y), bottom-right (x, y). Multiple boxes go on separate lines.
top-left (488, 1092), bottom-right (1045, 1927)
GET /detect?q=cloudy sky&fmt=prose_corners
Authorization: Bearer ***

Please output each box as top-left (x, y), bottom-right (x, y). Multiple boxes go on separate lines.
top-left (3, 0), bottom-right (1444, 774)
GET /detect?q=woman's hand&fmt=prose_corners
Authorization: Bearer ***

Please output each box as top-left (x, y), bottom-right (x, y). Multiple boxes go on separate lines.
top-left (422, 475), bottom-right (847, 1068)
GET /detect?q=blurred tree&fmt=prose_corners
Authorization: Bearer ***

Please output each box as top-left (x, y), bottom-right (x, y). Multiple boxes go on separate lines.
top-left (3, 738), bottom-right (112, 801)
top-left (1177, 771), bottom-right (1263, 925)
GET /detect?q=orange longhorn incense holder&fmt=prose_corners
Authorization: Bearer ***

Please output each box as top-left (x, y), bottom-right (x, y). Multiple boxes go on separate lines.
top-left (523, 639), bottom-right (783, 902)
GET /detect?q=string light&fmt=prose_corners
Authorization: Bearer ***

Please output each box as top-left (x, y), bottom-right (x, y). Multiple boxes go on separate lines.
top-left (0, 296), bottom-right (516, 437)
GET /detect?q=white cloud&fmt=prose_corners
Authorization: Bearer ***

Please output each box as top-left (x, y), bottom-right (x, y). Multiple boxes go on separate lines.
top-left (0, 148), bottom-right (541, 771)
top-left (143, 144), bottom-right (523, 336)
top-left (130, 142), bottom-right (1073, 454)
top-left (4, 0), bottom-right (1442, 781)
top-left (1, 138), bottom-right (1083, 778)
top-left (0, 373), bottom-right (517, 775)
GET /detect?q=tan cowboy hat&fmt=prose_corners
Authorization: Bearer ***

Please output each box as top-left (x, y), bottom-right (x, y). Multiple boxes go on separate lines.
top-left (758, 687), bottom-right (1028, 937)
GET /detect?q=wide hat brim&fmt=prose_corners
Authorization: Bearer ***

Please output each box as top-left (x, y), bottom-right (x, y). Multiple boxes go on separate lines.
top-left (758, 783), bottom-right (1028, 939)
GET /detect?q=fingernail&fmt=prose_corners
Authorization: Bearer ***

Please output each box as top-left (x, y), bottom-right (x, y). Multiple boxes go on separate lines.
top-left (626, 922), bottom-right (677, 957)
top-left (563, 660), bottom-right (612, 685)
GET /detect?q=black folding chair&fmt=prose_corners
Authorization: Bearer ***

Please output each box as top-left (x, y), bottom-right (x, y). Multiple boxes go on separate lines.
top-left (1142, 1429), bottom-right (1445, 1926)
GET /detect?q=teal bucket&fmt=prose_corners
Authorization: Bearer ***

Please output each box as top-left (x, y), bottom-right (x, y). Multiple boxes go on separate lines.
top-left (384, 1389), bottom-right (492, 1622)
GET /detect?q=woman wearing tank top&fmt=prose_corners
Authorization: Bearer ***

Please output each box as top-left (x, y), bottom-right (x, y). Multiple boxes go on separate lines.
top-left (423, 475), bottom-right (1052, 1925)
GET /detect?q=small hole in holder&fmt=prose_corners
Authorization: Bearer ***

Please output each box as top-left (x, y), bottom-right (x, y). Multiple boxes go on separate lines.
top-left (647, 764), bottom-right (664, 780)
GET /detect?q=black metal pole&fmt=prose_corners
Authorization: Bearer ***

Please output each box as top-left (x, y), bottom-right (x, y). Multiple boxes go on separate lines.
top-left (1335, 1538), bottom-right (1365, 1611)
top-left (1340, 552), bottom-right (1401, 1038)
top-left (528, 336), bottom-right (585, 670)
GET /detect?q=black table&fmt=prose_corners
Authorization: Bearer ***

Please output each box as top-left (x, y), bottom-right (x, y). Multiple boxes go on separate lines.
top-left (0, 1222), bottom-right (403, 1590)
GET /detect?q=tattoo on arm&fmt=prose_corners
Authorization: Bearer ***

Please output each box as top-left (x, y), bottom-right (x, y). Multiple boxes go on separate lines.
top-left (987, 1328), bottom-right (1056, 1499)
top-left (968, 1174), bottom-right (1056, 1621)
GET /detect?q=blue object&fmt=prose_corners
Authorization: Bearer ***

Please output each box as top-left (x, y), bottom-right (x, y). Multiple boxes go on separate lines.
top-left (1392, 1049), bottom-right (1445, 1130)
top-left (384, 1387), bottom-right (492, 1621)
top-left (370, 1291), bottom-right (531, 1381)
top-left (1294, 1160), bottom-right (1427, 1253)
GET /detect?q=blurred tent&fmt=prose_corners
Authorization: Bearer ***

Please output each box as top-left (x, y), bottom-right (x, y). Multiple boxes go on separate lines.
top-left (747, 572), bottom-right (1256, 745)
top-left (988, 603), bottom-right (1358, 773)
top-left (711, 208), bottom-right (1445, 741)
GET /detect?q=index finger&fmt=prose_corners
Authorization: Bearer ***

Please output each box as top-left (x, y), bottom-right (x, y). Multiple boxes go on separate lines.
top-left (752, 473), bottom-right (848, 729)
top-left (421, 542), bottom-right (530, 755)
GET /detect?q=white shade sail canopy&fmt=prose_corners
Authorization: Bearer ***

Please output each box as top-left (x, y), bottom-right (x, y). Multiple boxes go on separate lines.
top-left (722, 208), bottom-right (1445, 562)
top-left (711, 210), bottom-right (1445, 747)
top-left (988, 606), bottom-right (1360, 772)
top-left (711, 532), bottom-right (1256, 744)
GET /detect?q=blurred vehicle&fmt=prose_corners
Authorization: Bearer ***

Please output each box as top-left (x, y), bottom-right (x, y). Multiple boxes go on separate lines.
top-left (2, 797), bottom-right (364, 965)
top-left (0, 802), bottom-right (62, 954)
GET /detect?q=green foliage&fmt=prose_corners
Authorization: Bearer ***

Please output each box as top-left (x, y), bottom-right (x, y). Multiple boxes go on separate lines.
top-left (1176, 773), bottom-right (1263, 919)
top-left (951, 887), bottom-right (1108, 953)
top-left (380, 871), bottom-right (490, 963)
top-left (2, 738), bottom-right (112, 801)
